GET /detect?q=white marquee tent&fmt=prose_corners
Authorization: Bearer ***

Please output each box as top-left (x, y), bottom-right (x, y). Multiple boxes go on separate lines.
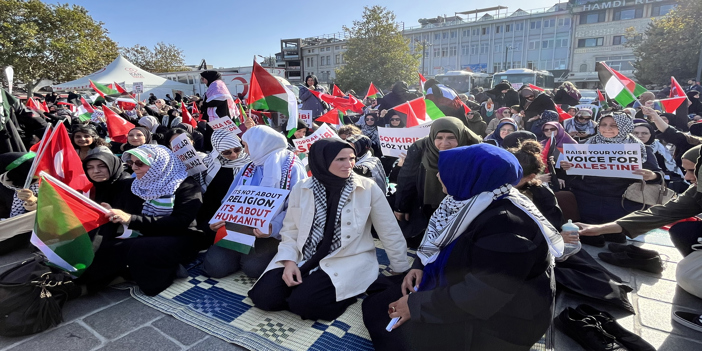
top-left (52, 55), bottom-right (192, 99)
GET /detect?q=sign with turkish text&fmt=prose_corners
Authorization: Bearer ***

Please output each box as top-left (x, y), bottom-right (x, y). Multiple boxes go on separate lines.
top-left (377, 126), bottom-right (431, 157)
top-left (299, 110), bottom-right (313, 127)
top-left (132, 82), bottom-right (144, 94)
top-left (170, 134), bottom-right (207, 176)
top-left (292, 123), bottom-right (339, 153)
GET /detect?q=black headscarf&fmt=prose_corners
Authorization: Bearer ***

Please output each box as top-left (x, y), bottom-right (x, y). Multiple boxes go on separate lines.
top-left (82, 152), bottom-right (128, 203)
top-left (346, 134), bottom-right (373, 156)
top-left (200, 71), bottom-right (222, 87)
top-left (502, 131), bottom-right (538, 149)
top-left (129, 127), bottom-right (153, 145)
top-left (633, 123), bottom-right (656, 145)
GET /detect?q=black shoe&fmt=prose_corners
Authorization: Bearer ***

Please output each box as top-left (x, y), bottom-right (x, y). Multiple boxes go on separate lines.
top-left (576, 304), bottom-right (656, 351)
top-left (603, 233), bottom-right (627, 243)
top-left (598, 251), bottom-right (664, 274)
top-left (556, 308), bottom-right (626, 351)
top-left (673, 311), bottom-right (702, 333)
top-left (581, 235), bottom-right (606, 247)
top-left (607, 244), bottom-right (659, 258)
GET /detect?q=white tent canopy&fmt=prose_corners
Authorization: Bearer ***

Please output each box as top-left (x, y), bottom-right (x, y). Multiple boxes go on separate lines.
top-left (52, 55), bottom-right (193, 99)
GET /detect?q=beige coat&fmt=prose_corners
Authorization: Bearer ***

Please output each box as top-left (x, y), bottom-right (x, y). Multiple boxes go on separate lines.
top-left (261, 176), bottom-right (410, 301)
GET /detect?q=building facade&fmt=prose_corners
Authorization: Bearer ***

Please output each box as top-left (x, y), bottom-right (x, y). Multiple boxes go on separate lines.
top-left (567, 0), bottom-right (678, 88)
top-left (279, 36), bottom-right (348, 84)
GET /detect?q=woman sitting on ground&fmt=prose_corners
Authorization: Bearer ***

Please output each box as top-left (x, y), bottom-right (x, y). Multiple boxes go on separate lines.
top-left (78, 144), bottom-right (207, 296)
top-left (202, 125), bottom-right (306, 279)
top-left (83, 152), bottom-right (129, 204)
top-left (563, 109), bottom-right (597, 140)
top-left (120, 127), bottom-right (153, 153)
top-left (362, 143), bottom-right (563, 351)
top-left (633, 122), bottom-right (687, 193)
top-left (72, 125), bottom-right (112, 160)
top-left (484, 119), bottom-right (518, 148)
top-left (248, 138), bottom-right (409, 321)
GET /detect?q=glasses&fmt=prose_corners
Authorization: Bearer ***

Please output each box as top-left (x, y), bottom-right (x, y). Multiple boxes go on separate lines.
top-left (366, 118), bottom-right (375, 122)
top-left (577, 116), bottom-right (592, 121)
top-left (543, 128), bottom-right (557, 132)
top-left (221, 147), bottom-right (242, 156)
top-left (390, 118), bottom-right (401, 121)
top-left (125, 159), bottom-right (147, 168)
top-left (503, 111), bottom-right (511, 115)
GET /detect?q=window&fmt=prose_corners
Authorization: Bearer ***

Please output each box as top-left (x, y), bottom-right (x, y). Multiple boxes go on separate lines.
top-left (530, 21), bottom-right (541, 29)
top-left (495, 25), bottom-right (501, 34)
top-left (580, 11), bottom-right (606, 24)
top-left (342, 45), bottom-right (347, 49)
top-left (326, 47), bottom-right (331, 52)
top-left (512, 42), bottom-right (522, 51)
top-left (462, 29), bottom-right (469, 37)
top-left (480, 43), bottom-right (489, 54)
top-left (471, 28), bottom-right (479, 36)
top-left (470, 44), bottom-right (478, 55)
top-left (528, 40), bottom-right (539, 50)
top-left (449, 46), bottom-right (457, 56)
top-left (577, 37), bottom-right (604, 47)
top-left (579, 64), bottom-right (588, 72)
top-left (494, 44), bottom-right (501, 53)
top-left (335, 55), bottom-right (340, 64)
top-left (541, 40), bottom-right (554, 49)
top-left (307, 50), bottom-right (311, 53)
top-left (540, 60), bottom-right (552, 70)
top-left (450, 30), bottom-right (457, 38)
top-left (433, 48), bottom-right (440, 57)
top-left (493, 62), bottom-right (502, 73)
top-left (505, 24), bottom-right (511, 32)
top-left (327, 56), bottom-right (331, 65)
top-left (558, 18), bottom-right (571, 27)
top-left (527, 61), bottom-right (537, 70)
top-left (434, 33), bottom-right (440, 40)
top-left (652, 4), bottom-right (676, 17)
top-left (554, 59), bottom-right (567, 70)
top-left (335, 46), bottom-right (340, 50)
top-left (595, 55), bottom-right (635, 71)
top-left (543, 19), bottom-right (555, 28)
top-left (514, 23), bottom-right (524, 31)
top-left (442, 32), bottom-right (448, 39)
top-left (441, 47), bottom-right (448, 57)
top-left (556, 38), bottom-right (569, 48)
top-left (341, 54), bottom-right (345, 64)
top-left (461, 44), bottom-right (469, 55)
top-left (614, 7), bottom-right (644, 21)
top-left (481, 27), bottom-right (490, 35)
top-left (612, 35), bottom-right (627, 45)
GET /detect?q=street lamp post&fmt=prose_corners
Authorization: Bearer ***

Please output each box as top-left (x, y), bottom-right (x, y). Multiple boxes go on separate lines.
top-left (415, 39), bottom-right (432, 75)
top-left (503, 45), bottom-right (512, 72)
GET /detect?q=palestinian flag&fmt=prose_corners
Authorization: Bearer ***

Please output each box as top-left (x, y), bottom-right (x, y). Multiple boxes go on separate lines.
top-left (103, 107), bottom-right (135, 144)
top-left (670, 76), bottom-right (687, 99)
top-left (418, 72), bottom-right (427, 92)
top-left (316, 108), bottom-right (345, 126)
top-left (30, 172), bottom-right (109, 276)
top-left (75, 105), bottom-right (92, 122)
top-left (112, 82), bottom-right (134, 98)
top-left (424, 99), bottom-right (446, 120)
top-left (247, 60), bottom-right (298, 136)
top-left (654, 97), bottom-right (688, 113)
top-left (596, 62), bottom-right (636, 107)
top-left (332, 84), bottom-right (345, 97)
top-left (90, 80), bottom-right (119, 98)
top-left (611, 67), bottom-right (647, 97)
top-left (392, 97), bottom-right (435, 127)
top-left (214, 227), bottom-right (253, 254)
top-left (365, 82), bottom-right (380, 99)
top-left (597, 89), bottom-right (609, 110)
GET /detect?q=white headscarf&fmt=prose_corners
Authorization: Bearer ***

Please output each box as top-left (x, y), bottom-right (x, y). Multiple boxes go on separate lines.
top-left (138, 115), bottom-right (160, 134)
top-left (242, 126), bottom-right (295, 188)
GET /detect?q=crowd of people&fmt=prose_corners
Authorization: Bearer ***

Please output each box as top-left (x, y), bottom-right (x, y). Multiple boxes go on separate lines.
top-left (1, 71), bottom-right (702, 350)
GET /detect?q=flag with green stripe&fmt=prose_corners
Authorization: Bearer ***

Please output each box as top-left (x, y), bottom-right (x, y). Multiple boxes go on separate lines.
top-left (89, 80), bottom-right (119, 98)
top-left (247, 60), bottom-right (298, 136)
top-left (596, 62), bottom-right (636, 107)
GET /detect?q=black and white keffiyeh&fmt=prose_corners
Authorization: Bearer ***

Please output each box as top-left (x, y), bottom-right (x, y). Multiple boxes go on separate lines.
top-left (125, 144), bottom-right (188, 202)
top-left (200, 130), bottom-right (250, 192)
top-left (0, 172), bottom-right (39, 219)
top-left (587, 112), bottom-right (647, 162)
top-left (302, 173), bottom-right (355, 260)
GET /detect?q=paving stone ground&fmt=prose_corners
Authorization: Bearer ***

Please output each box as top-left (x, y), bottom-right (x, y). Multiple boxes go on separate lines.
top-left (1, 240), bottom-right (701, 350)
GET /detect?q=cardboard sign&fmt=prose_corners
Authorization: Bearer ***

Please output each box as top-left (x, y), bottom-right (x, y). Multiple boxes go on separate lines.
top-left (208, 116), bottom-right (242, 134)
top-left (299, 110), bottom-right (313, 127)
top-left (209, 185), bottom-right (290, 234)
top-left (133, 82), bottom-right (144, 94)
top-left (377, 126), bottom-right (431, 157)
top-left (292, 123), bottom-right (339, 153)
top-left (170, 133), bottom-right (207, 176)
top-left (562, 144), bottom-right (643, 179)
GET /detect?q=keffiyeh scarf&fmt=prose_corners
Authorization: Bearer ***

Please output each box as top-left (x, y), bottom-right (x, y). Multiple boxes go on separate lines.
top-left (0, 173), bottom-right (39, 219)
top-left (587, 113), bottom-right (647, 162)
top-left (125, 145), bottom-right (188, 214)
top-left (201, 130), bottom-right (250, 192)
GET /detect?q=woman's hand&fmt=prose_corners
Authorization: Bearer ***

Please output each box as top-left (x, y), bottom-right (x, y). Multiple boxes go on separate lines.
top-left (388, 295), bottom-right (411, 329)
top-left (210, 221), bottom-right (226, 232)
top-left (16, 189), bottom-right (35, 202)
top-left (528, 115), bottom-right (541, 122)
top-left (380, 109), bottom-right (388, 118)
top-left (253, 225), bottom-right (272, 238)
top-left (101, 202), bottom-right (131, 225)
top-left (397, 152), bottom-right (407, 167)
top-left (394, 211), bottom-right (409, 222)
top-left (560, 161), bottom-right (573, 170)
top-left (560, 231), bottom-right (580, 244)
top-left (244, 116), bottom-right (256, 129)
top-left (401, 269), bottom-right (423, 296)
top-left (633, 169), bottom-right (657, 181)
top-left (575, 222), bottom-right (623, 237)
top-left (282, 260), bottom-right (302, 287)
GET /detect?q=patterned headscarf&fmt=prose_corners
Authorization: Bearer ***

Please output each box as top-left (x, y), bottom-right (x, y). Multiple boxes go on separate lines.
top-left (587, 112), bottom-right (647, 162)
top-left (201, 130), bottom-right (250, 192)
top-left (124, 144), bottom-right (188, 200)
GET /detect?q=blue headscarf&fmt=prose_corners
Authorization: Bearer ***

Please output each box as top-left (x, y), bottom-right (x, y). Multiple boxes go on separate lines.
top-left (485, 120), bottom-right (518, 147)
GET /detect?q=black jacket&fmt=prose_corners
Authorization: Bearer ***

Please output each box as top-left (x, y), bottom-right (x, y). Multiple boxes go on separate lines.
top-left (553, 89), bottom-right (580, 106)
top-left (521, 93), bottom-right (556, 131)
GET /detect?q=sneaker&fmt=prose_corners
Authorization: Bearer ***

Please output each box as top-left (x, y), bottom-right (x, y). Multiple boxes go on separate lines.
top-left (581, 235), bottom-right (606, 248)
top-left (672, 311), bottom-right (702, 333)
top-left (576, 304), bottom-right (656, 351)
top-left (598, 251), bottom-right (664, 274)
top-left (607, 244), bottom-right (659, 258)
top-left (556, 307), bottom-right (626, 351)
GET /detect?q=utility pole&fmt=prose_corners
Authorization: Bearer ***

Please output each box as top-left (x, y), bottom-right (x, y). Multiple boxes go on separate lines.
top-left (503, 45), bottom-right (512, 72)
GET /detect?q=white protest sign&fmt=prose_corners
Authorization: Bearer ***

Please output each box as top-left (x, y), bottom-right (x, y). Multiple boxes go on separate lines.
top-left (133, 82), bottom-right (144, 94)
top-left (377, 126), bottom-right (431, 157)
top-left (170, 133), bottom-right (207, 176)
top-left (208, 116), bottom-right (242, 134)
top-left (292, 123), bottom-right (339, 153)
top-left (562, 144), bottom-right (643, 179)
top-left (209, 185), bottom-right (291, 234)
top-left (299, 110), bottom-right (313, 127)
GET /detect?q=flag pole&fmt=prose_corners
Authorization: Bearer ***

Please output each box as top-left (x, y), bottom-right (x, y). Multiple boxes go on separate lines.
top-left (22, 126), bottom-right (54, 189)
top-left (39, 171), bottom-right (110, 214)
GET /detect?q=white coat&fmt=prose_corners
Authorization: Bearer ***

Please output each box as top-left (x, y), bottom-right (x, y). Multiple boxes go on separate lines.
top-left (260, 175), bottom-right (410, 301)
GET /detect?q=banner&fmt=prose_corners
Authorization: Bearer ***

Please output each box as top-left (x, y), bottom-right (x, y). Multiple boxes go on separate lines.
top-left (170, 134), bottom-right (207, 176)
top-left (292, 123), bottom-right (339, 153)
top-left (132, 82), bottom-right (144, 94)
top-left (208, 116), bottom-right (242, 134)
top-left (377, 126), bottom-right (431, 157)
top-left (562, 144), bottom-right (643, 179)
top-left (299, 110), bottom-right (313, 127)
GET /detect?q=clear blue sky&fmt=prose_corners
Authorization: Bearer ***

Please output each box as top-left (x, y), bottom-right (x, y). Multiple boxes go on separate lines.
top-left (62, 0), bottom-right (563, 68)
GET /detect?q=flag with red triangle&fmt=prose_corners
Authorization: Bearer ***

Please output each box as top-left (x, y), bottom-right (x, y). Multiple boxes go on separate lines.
top-left (316, 108), bottom-right (345, 125)
top-left (391, 97), bottom-right (430, 127)
top-left (90, 80), bottom-right (119, 98)
top-left (112, 82), bottom-right (132, 97)
top-left (654, 97), bottom-right (687, 113)
top-left (31, 123), bottom-right (92, 192)
top-left (608, 65), bottom-right (648, 97)
top-left (247, 59), bottom-right (298, 135)
top-left (115, 98), bottom-right (137, 111)
top-left (332, 84), bottom-right (345, 97)
top-left (181, 102), bottom-right (198, 128)
top-left (103, 107), bottom-right (135, 144)
top-left (418, 72), bottom-right (427, 92)
top-left (670, 76), bottom-right (687, 99)
top-left (597, 89), bottom-right (609, 110)
top-left (365, 82), bottom-right (380, 99)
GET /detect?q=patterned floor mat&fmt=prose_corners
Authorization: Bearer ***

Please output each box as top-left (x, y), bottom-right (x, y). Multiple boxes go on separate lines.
top-left (127, 241), bottom-right (549, 350)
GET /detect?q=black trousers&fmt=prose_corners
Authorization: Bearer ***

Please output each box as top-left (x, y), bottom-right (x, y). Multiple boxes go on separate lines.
top-left (248, 267), bottom-right (355, 321)
top-left (669, 221), bottom-right (702, 257)
top-left (77, 235), bottom-right (198, 296)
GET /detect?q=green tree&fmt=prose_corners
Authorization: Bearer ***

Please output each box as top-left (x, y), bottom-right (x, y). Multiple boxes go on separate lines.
top-left (625, 0), bottom-right (702, 84)
top-left (120, 42), bottom-right (188, 73)
top-left (335, 6), bottom-right (420, 94)
top-left (0, 0), bottom-right (118, 91)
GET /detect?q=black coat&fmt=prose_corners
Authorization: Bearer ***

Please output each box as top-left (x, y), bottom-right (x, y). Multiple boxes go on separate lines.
top-left (521, 93), bottom-right (556, 131)
top-left (393, 142), bottom-right (433, 242)
top-left (553, 89), bottom-right (580, 106)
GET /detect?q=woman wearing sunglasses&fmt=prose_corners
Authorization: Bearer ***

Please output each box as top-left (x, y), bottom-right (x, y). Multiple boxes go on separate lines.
top-left (78, 144), bottom-right (207, 296)
top-left (202, 125), bottom-right (307, 279)
top-left (563, 109), bottom-right (597, 140)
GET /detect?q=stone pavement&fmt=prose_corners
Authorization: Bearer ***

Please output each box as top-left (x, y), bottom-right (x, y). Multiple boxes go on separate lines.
top-left (1, 240), bottom-right (701, 351)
